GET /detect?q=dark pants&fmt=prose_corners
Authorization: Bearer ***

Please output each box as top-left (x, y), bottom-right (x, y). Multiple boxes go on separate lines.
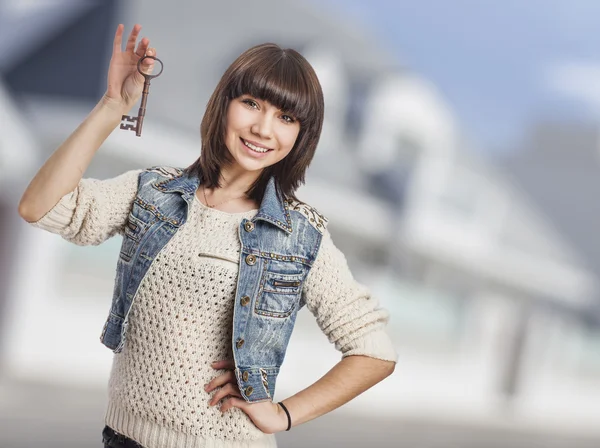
top-left (102, 426), bottom-right (145, 448)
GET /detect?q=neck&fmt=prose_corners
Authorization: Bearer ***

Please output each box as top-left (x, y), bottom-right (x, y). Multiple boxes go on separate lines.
top-left (217, 164), bottom-right (263, 195)
top-left (199, 164), bottom-right (263, 212)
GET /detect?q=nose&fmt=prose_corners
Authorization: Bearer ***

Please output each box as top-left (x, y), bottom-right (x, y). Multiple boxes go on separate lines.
top-left (251, 114), bottom-right (274, 140)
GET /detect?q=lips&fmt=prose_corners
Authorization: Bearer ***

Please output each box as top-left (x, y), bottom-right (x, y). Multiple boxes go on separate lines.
top-left (241, 138), bottom-right (273, 153)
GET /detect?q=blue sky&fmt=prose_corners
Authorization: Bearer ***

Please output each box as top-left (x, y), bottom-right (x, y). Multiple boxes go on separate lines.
top-left (318, 0), bottom-right (600, 153)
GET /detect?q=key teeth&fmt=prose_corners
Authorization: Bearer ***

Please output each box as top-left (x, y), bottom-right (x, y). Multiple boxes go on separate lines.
top-left (121, 115), bottom-right (137, 123)
top-left (120, 115), bottom-right (138, 132)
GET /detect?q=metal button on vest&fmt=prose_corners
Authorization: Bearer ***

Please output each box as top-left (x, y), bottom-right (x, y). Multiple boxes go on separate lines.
top-left (244, 221), bottom-right (255, 232)
top-left (242, 371), bottom-right (249, 382)
top-left (236, 338), bottom-right (245, 349)
top-left (245, 254), bottom-right (257, 266)
top-left (245, 386), bottom-right (254, 396)
top-left (240, 295), bottom-right (250, 306)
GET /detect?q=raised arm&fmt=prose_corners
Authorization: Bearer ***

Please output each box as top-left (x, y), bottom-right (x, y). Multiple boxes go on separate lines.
top-left (18, 24), bottom-right (156, 223)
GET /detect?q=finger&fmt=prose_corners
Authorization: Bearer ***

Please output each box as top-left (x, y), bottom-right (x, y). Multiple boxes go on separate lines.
top-left (126, 24), bottom-right (142, 53)
top-left (141, 48), bottom-right (156, 74)
top-left (205, 370), bottom-right (236, 392)
top-left (209, 383), bottom-right (242, 406)
top-left (221, 397), bottom-right (247, 413)
top-left (211, 360), bottom-right (235, 370)
top-left (112, 24), bottom-right (124, 54)
top-left (135, 37), bottom-right (150, 58)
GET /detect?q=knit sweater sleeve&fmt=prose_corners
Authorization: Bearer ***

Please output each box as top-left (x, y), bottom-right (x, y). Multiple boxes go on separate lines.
top-left (302, 228), bottom-right (398, 363)
top-left (28, 169), bottom-right (143, 246)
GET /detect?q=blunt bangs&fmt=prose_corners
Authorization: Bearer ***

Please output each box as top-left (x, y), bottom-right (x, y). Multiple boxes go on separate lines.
top-left (227, 48), bottom-right (315, 125)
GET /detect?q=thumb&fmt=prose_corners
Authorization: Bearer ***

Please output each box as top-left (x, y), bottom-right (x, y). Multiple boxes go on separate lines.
top-left (221, 397), bottom-right (248, 413)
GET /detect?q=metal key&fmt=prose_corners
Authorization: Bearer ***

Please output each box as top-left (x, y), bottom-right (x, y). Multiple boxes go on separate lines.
top-left (120, 55), bottom-right (164, 137)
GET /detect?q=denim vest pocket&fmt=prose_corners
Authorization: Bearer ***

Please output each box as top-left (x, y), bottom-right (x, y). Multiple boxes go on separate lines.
top-left (119, 213), bottom-right (149, 262)
top-left (255, 271), bottom-right (303, 318)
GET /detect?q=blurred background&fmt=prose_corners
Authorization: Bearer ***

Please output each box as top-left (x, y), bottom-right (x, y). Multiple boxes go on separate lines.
top-left (1, 0), bottom-right (600, 447)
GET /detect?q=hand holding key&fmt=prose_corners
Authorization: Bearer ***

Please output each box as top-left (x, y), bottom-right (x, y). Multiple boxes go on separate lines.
top-left (120, 55), bottom-right (163, 136)
top-left (103, 24), bottom-right (163, 136)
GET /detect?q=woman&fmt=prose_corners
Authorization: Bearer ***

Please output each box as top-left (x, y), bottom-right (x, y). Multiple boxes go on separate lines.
top-left (18, 23), bottom-right (397, 448)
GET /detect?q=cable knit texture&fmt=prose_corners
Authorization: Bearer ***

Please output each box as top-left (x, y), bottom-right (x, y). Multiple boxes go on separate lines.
top-left (29, 169), bottom-right (398, 448)
top-left (29, 170), bottom-right (142, 245)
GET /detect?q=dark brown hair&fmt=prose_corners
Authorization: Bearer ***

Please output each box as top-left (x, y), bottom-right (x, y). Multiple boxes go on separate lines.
top-left (184, 43), bottom-right (324, 202)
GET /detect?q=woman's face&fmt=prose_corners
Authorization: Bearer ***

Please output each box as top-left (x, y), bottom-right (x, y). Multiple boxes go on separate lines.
top-left (224, 95), bottom-right (301, 174)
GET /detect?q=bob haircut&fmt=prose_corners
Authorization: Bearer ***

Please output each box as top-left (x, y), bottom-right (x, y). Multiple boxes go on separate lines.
top-left (185, 43), bottom-right (324, 202)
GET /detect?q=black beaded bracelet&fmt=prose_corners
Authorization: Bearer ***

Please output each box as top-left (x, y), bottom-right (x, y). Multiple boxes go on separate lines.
top-left (277, 401), bottom-right (292, 431)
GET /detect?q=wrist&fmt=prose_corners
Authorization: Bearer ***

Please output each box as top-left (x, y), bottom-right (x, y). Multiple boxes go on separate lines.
top-left (99, 93), bottom-right (130, 117)
top-left (276, 401), bottom-right (292, 432)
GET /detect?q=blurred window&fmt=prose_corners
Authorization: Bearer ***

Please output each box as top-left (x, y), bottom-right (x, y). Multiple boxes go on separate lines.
top-left (56, 236), bottom-right (122, 303)
top-left (437, 167), bottom-right (480, 218)
top-left (369, 134), bottom-right (421, 207)
top-left (567, 323), bottom-right (600, 375)
top-left (371, 274), bottom-right (466, 350)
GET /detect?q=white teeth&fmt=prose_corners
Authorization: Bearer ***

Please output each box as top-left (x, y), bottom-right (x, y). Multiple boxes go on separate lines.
top-left (243, 139), bottom-right (270, 153)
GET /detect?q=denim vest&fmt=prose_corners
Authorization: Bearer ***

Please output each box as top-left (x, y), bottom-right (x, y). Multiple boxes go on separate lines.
top-left (100, 167), bottom-right (326, 403)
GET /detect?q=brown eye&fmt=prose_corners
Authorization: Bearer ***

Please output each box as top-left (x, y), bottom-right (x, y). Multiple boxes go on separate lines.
top-left (281, 114), bottom-right (295, 124)
top-left (242, 98), bottom-right (259, 109)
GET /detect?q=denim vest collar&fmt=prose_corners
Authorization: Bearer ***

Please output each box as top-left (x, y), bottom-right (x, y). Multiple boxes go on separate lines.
top-left (152, 172), bottom-right (293, 234)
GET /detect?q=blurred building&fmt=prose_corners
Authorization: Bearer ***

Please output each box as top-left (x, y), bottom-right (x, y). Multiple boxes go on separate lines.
top-left (1, 0), bottom-right (599, 446)
top-left (500, 121), bottom-right (600, 414)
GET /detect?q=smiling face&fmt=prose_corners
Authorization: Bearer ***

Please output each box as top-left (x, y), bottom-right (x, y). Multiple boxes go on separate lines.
top-left (194, 43), bottom-right (324, 201)
top-left (224, 95), bottom-right (301, 174)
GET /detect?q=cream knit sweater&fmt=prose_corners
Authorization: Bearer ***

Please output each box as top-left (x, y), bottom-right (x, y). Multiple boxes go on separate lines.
top-left (30, 168), bottom-right (398, 448)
